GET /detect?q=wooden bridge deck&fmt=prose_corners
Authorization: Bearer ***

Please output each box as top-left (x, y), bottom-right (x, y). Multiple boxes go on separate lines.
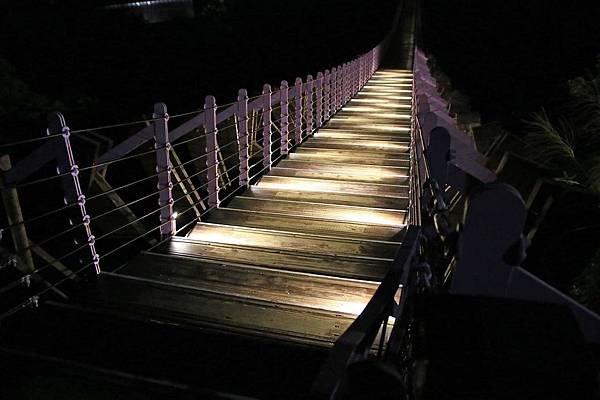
top-left (89, 69), bottom-right (415, 346)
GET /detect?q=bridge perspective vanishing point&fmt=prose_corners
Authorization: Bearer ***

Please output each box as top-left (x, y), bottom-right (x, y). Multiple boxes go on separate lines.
top-left (1, 1), bottom-right (599, 399)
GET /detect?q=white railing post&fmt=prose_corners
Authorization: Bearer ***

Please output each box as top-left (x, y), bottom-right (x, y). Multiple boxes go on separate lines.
top-left (355, 59), bottom-right (360, 93)
top-left (316, 72), bottom-right (323, 128)
top-left (294, 77), bottom-right (303, 144)
top-left (324, 69), bottom-right (331, 120)
top-left (371, 49), bottom-right (376, 75)
top-left (153, 102), bottom-right (175, 237)
top-left (305, 75), bottom-right (314, 135)
top-left (353, 60), bottom-right (357, 96)
top-left (205, 95), bottom-right (219, 208)
top-left (280, 80), bottom-right (289, 155)
top-left (337, 65), bottom-right (343, 110)
top-left (358, 57), bottom-right (363, 89)
top-left (50, 112), bottom-right (101, 274)
top-left (237, 89), bottom-right (249, 187)
top-left (344, 63), bottom-right (350, 103)
top-left (330, 67), bottom-right (337, 114)
top-left (262, 84), bottom-right (272, 169)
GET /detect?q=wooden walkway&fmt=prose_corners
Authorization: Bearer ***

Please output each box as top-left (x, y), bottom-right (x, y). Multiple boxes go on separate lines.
top-left (86, 69), bottom-right (414, 346)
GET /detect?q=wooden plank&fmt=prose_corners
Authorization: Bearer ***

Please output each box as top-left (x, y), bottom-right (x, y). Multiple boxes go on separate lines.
top-left (90, 273), bottom-right (358, 346)
top-left (288, 152), bottom-right (410, 167)
top-left (295, 139), bottom-right (411, 153)
top-left (302, 139), bottom-right (410, 153)
top-left (227, 196), bottom-right (407, 227)
top-left (294, 147), bottom-right (409, 159)
top-left (117, 252), bottom-right (378, 315)
top-left (245, 183), bottom-right (409, 209)
top-left (333, 111), bottom-right (412, 121)
top-left (186, 222), bottom-right (399, 259)
top-left (207, 208), bottom-right (406, 241)
top-left (165, 237), bottom-right (390, 280)
top-left (314, 130), bottom-right (411, 142)
top-left (269, 166), bottom-right (408, 185)
top-left (255, 175), bottom-right (409, 197)
top-left (277, 159), bottom-right (409, 175)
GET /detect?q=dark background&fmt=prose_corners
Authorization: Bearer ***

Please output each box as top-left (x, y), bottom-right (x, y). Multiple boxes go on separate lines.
top-left (421, 0), bottom-right (600, 126)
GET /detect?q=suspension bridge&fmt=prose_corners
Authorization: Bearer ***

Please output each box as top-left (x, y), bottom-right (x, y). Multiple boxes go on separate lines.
top-left (1, 1), bottom-right (599, 399)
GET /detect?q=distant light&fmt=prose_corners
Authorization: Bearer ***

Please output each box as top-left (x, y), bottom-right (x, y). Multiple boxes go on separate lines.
top-left (172, 211), bottom-right (179, 219)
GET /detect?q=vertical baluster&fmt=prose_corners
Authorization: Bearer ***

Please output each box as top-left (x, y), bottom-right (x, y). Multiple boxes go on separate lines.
top-left (262, 84), bottom-right (272, 169)
top-left (280, 80), bottom-right (289, 155)
top-left (344, 63), bottom-right (350, 103)
top-left (153, 103), bottom-right (175, 237)
top-left (205, 95), bottom-right (219, 208)
top-left (237, 89), bottom-right (249, 187)
top-left (353, 60), bottom-right (359, 95)
top-left (324, 69), bottom-right (331, 120)
top-left (337, 65), bottom-right (343, 110)
top-left (294, 77), bottom-right (303, 144)
top-left (330, 67), bottom-right (337, 114)
top-left (50, 112), bottom-right (101, 273)
top-left (341, 63), bottom-right (346, 106)
top-left (305, 75), bottom-right (314, 135)
top-left (359, 57), bottom-right (363, 89)
top-left (316, 72), bottom-right (323, 128)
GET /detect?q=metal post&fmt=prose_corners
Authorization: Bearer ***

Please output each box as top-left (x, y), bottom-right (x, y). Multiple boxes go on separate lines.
top-left (50, 112), bottom-right (101, 274)
top-left (237, 89), bottom-right (249, 187)
top-left (316, 72), bottom-right (323, 128)
top-left (262, 84), bottom-right (272, 170)
top-left (343, 63), bottom-right (348, 103)
top-left (0, 155), bottom-right (34, 272)
top-left (205, 95), bottom-right (219, 208)
top-left (294, 77), bottom-right (303, 144)
top-left (324, 69), bottom-right (331, 120)
top-left (337, 65), bottom-right (343, 110)
top-left (349, 60), bottom-right (359, 97)
top-left (305, 75), bottom-right (314, 135)
top-left (280, 80), bottom-right (289, 155)
top-left (330, 67), bottom-right (337, 114)
top-left (153, 103), bottom-right (175, 236)
top-left (360, 58), bottom-right (364, 87)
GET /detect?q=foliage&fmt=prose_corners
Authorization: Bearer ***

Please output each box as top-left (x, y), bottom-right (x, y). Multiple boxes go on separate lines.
top-left (571, 249), bottom-right (600, 314)
top-left (524, 57), bottom-right (600, 195)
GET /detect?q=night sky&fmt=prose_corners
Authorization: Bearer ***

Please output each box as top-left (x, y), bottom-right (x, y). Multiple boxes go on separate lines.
top-left (2, 1), bottom-right (600, 134)
top-left (422, 0), bottom-right (600, 125)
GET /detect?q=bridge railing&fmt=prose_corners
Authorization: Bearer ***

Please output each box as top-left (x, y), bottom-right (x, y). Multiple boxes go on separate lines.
top-left (0, 42), bottom-right (383, 320)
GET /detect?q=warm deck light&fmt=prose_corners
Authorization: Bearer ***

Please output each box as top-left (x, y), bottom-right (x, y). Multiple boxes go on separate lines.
top-left (309, 140), bottom-right (408, 151)
top-left (342, 105), bottom-right (412, 112)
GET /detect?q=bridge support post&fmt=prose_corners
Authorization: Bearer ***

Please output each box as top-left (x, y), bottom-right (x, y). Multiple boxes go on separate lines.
top-left (50, 112), bottom-right (101, 274)
top-left (280, 81), bottom-right (289, 155)
top-left (330, 67), bottom-right (337, 114)
top-left (237, 89), bottom-right (249, 186)
top-left (305, 75), bottom-right (314, 135)
top-left (153, 103), bottom-right (175, 237)
top-left (353, 59), bottom-right (359, 95)
top-left (336, 65), bottom-right (343, 110)
top-left (205, 95), bottom-right (220, 208)
top-left (358, 58), bottom-right (362, 89)
top-left (316, 72), bottom-right (323, 128)
top-left (262, 84), bottom-right (272, 170)
top-left (323, 69), bottom-right (331, 120)
top-left (341, 63), bottom-right (347, 105)
top-left (0, 155), bottom-right (35, 272)
top-left (294, 77), bottom-right (303, 145)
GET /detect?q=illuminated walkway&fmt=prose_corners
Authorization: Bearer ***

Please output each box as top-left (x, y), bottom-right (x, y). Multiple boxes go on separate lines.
top-left (94, 69), bottom-right (413, 346)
